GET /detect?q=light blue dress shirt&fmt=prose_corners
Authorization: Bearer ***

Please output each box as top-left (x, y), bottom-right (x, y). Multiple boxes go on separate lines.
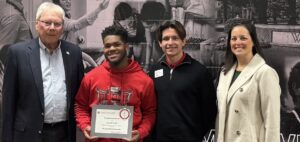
top-left (39, 39), bottom-right (67, 123)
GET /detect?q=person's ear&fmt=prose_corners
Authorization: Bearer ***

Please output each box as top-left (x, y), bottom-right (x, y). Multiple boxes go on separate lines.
top-left (35, 21), bottom-right (39, 31)
top-left (159, 41), bottom-right (162, 48)
top-left (182, 39), bottom-right (186, 47)
top-left (124, 43), bottom-right (129, 49)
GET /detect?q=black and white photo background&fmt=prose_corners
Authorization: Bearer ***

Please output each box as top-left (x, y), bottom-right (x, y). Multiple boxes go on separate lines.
top-left (1, 0), bottom-right (300, 141)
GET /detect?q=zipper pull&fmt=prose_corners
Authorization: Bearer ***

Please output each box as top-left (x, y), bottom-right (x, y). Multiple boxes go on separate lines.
top-left (170, 69), bottom-right (173, 80)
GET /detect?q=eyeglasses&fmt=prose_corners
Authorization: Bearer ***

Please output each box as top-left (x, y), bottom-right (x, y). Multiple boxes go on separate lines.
top-left (39, 20), bottom-right (63, 28)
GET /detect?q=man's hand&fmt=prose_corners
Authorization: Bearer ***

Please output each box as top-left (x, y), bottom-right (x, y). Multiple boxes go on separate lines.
top-left (122, 130), bottom-right (140, 142)
top-left (83, 125), bottom-right (98, 141)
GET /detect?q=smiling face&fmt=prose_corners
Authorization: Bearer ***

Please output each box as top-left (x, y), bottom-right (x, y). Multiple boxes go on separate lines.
top-left (35, 9), bottom-right (64, 49)
top-left (159, 27), bottom-right (186, 60)
top-left (230, 25), bottom-right (254, 60)
top-left (103, 35), bottom-right (128, 68)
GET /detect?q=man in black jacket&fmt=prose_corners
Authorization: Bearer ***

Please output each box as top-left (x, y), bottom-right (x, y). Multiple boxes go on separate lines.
top-left (148, 20), bottom-right (217, 141)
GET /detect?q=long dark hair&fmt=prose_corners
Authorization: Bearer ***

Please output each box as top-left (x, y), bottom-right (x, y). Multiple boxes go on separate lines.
top-left (223, 18), bottom-right (264, 75)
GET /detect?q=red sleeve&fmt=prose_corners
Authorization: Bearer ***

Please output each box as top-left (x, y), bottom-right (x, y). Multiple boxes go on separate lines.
top-left (137, 79), bottom-right (157, 139)
top-left (75, 76), bottom-right (92, 131)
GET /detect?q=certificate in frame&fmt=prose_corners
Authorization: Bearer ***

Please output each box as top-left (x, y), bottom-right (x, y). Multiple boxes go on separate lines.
top-left (91, 105), bottom-right (133, 139)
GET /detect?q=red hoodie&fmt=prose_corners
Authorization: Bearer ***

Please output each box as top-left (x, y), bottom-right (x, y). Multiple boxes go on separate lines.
top-left (75, 59), bottom-right (156, 142)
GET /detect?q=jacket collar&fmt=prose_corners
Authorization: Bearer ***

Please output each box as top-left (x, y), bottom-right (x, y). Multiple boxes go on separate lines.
top-left (160, 53), bottom-right (192, 68)
top-left (27, 38), bottom-right (44, 109)
top-left (27, 38), bottom-right (72, 110)
top-left (225, 54), bottom-right (266, 102)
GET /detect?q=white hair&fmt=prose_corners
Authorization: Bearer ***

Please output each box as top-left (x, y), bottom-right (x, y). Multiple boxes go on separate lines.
top-left (36, 2), bottom-right (65, 21)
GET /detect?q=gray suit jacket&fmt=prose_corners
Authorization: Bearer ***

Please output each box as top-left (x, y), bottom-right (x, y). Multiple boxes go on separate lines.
top-left (2, 38), bottom-right (84, 142)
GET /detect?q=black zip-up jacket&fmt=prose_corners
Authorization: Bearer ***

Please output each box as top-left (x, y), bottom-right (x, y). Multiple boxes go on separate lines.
top-left (148, 54), bottom-right (217, 142)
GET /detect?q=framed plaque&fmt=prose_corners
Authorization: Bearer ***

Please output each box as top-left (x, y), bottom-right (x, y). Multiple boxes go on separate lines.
top-left (91, 105), bottom-right (133, 139)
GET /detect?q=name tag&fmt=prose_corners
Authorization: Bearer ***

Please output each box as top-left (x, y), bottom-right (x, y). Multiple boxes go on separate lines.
top-left (154, 69), bottom-right (163, 78)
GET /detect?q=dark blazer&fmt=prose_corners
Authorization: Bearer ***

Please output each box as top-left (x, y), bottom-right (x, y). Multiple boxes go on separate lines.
top-left (2, 38), bottom-right (84, 142)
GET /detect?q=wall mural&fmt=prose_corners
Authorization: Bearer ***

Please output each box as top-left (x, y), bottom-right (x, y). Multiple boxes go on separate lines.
top-left (0, 0), bottom-right (300, 141)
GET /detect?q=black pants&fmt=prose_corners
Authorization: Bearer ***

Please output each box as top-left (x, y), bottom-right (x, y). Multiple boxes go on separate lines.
top-left (42, 121), bottom-right (68, 142)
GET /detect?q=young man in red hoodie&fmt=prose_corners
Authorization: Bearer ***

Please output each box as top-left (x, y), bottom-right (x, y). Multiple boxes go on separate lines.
top-left (75, 25), bottom-right (156, 142)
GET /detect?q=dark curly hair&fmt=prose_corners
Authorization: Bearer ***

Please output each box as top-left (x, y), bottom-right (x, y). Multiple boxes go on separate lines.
top-left (101, 25), bottom-right (128, 43)
top-left (223, 18), bottom-right (264, 74)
